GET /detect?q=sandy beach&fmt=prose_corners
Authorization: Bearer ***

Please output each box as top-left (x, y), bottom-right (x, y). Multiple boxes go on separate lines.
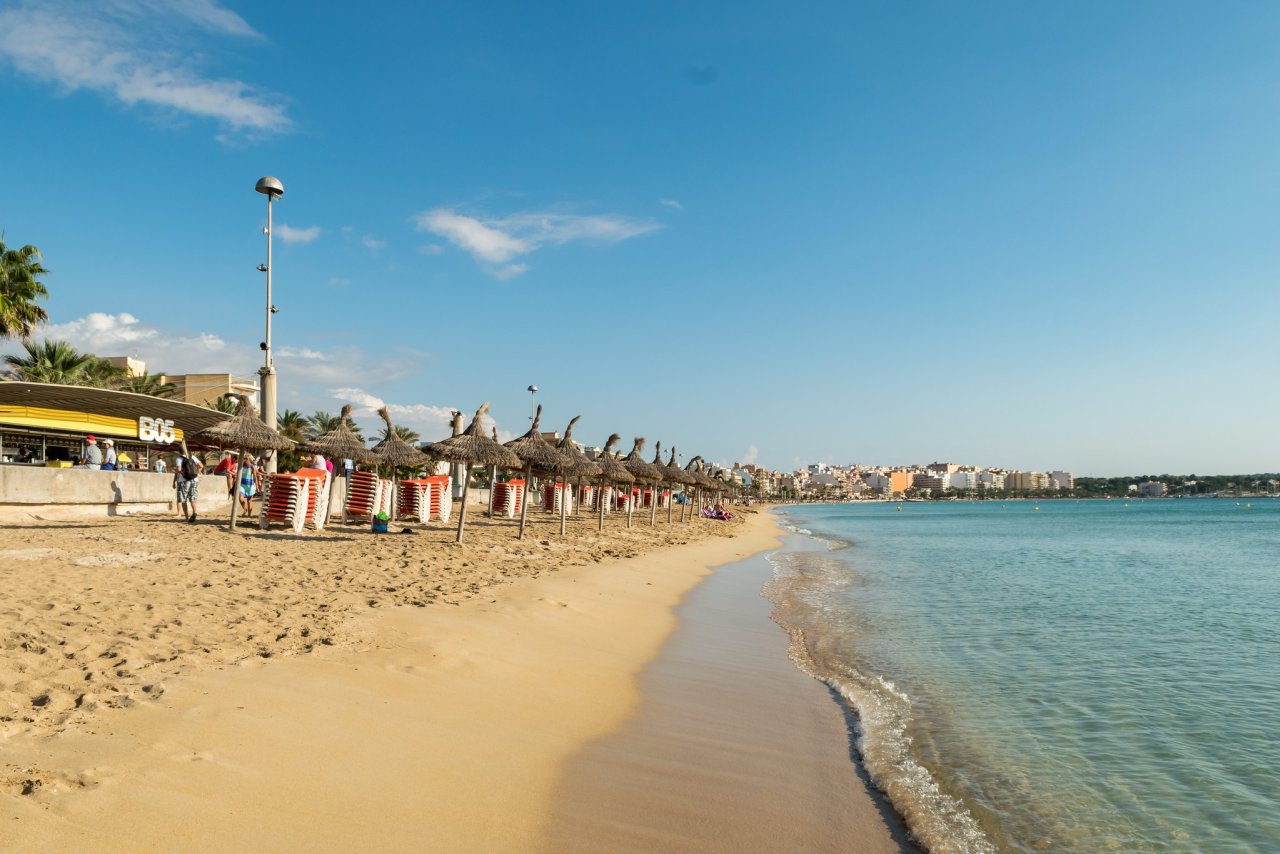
top-left (0, 504), bottom-right (894, 851)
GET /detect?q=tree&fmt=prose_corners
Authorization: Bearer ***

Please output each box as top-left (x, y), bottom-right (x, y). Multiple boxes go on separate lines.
top-left (308, 410), bottom-right (362, 441)
top-left (275, 409), bottom-right (308, 471)
top-left (4, 339), bottom-right (101, 384)
top-left (380, 424), bottom-right (420, 445)
top-left (0, 239), bottom-right (50, 340)
top-left (211, 395), bottom-right (241, 414)
top-left (116, 371), bottom-right (176, 398)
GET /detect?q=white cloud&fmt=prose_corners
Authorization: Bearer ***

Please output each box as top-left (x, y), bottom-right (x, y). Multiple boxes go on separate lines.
top-left (361, 235), bottom-right (387, 250)
top-left (658, 198), bottom-right (684, 210)
top-left (33, 311), bottom-right (235, 375)
top-left (741, 445), bottom-right (759, 465)
top-left (416, 210), bottom-right (529, 265)
top-left (414, 207), bottom-right (659, 278)
top-left (330, 388), bottom-right (458, 442)
top-left (418, 244), bottom-right (444, 256)
top-left (0, 1), bottom-right (290, 138)
top-left (276, 224), bottom-right (321, 244)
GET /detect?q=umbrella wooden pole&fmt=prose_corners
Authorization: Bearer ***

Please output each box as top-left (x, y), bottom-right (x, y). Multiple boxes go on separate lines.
top-left (650, 482), bottom-right (659, 526)
top-left (455, 465), bottom-right (471, 543)
top-left (668, 486), bottom-right (674, 524)
top-left (626, 483), bottom-right (634, 528)
top-left (389, 465), bottom-right (397, 524)
top-left (598, 479), bottom-right (608, 532)
top-left (488, 465), bottom-right (497, 516)
top-left (518, 462), bottom-right (532, 539)
top-left (227, 449), bottom-right (247, 531)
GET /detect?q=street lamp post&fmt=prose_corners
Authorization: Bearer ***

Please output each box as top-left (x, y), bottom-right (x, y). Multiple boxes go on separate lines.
top-left (527, 384), bottom-right (538, 422)
top-left (255, 176), bottom-right (283, 474)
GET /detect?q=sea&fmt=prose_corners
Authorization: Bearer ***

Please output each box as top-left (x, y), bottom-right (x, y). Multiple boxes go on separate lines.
top-left (770, 499), bottom-right (1279, 854)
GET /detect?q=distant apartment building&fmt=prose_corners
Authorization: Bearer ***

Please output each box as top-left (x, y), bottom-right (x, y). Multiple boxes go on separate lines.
top-left (1005, 471), bottom-right (1035, 491)
top-left (927, 462), bottom-right (961, 474)
top-left (977, 470), bottom-right (1006, 490)
top-left (912, 472), bottom-right (950, 492)
top-left (1138, 481), bottom-right (1168, 497)
top-left (889, 469), bottom-right (914, 495)
top-left (949, 471), bottom-right (979, 491)
top-left (861, 472), bottom-right (890, 493)
top-left (1049, 471), bottom-right (1074, 491)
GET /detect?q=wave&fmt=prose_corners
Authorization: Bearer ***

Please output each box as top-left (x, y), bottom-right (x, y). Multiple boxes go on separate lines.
top-left (764, 548), bottom-right (996, 854)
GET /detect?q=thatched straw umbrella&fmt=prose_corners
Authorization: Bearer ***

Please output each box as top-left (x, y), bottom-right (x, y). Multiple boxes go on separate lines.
top-left (297, 403), bottom-right (379, 467)
top-left (504, 405), bottom-right (574, 539)
top-left (192, 393), bottom-right (296, 531)
top-left (591, 434), bottom-right (634, 532)
top-left (426, 404), bottom-right (521, 543)
top-left (621, 438), bottom-right (664, 528)
top-left (663, 447), bottom-right (696, 523)
top-left (370, 407), bottom-right (430, 524)
top-left (556, 416), bottom-right (602, 519)
top-left (647, 442), bottom-right (673, 526)
top-left (687, 457), bottom-right (716, 515)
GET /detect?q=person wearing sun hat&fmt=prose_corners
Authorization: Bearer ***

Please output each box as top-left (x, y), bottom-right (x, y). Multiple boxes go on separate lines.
top-left (83, 435), bottom-right (103, 469)
top-left (100, 438), bottom-right (118, 471)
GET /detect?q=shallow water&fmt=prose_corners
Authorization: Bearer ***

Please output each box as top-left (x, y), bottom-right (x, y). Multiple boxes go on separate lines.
top-left (772, 499), bottom-right (1280, 853)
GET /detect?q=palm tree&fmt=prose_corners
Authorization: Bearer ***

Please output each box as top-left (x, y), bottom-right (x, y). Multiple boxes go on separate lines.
top-left (0, 239), bottom-right (50, 340)
top-left (116, 372), bottom-right (178, 398)
top-left (275, 408), bottom-right (308, 471)
top-left (4, 339), bottom-right (99, 384)
top-left (381, 424), bottom-right (420, 445)
top-left (211, 395), bottom-right (241, 414)
top-left (308, 410), bottom-right (362, 441)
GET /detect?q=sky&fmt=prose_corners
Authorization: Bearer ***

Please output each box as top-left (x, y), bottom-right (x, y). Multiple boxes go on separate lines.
top-left (2, 0), bottom-right (1278, 477)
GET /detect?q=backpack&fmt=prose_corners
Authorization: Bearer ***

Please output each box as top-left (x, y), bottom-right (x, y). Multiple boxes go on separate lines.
top-left (181, 456), bottom-right (199, 480)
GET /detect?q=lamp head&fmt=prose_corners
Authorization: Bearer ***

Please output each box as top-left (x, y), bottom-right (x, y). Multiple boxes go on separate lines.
top-left (527, 384), bottom-right (538, 393)
top-left (255, 176), bottom-right (284, 199)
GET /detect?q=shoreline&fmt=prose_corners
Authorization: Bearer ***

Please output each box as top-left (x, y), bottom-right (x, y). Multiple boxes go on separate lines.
top-left (1, 507), bottom-right (785, 850)
top-left (543, 512), bottom-right (913, 852)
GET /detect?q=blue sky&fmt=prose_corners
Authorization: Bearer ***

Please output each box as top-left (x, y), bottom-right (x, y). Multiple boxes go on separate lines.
top-left (2, 0), bottom-right (1278, 476)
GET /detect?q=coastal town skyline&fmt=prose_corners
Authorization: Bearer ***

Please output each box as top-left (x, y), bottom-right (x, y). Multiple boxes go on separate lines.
top-left (3, 1), bottom-right (1277, 475)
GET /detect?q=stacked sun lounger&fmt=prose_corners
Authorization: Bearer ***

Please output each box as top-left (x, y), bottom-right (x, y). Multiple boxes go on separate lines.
top-left (378, 479), bottom-right (394, 517)
top-left (542, 481), bottom-right (574, 514)
top-left (425, 475), bottom-right (452, 522)
top-left (260, 468), bottom-right (330, 532)
top-left (398, 475), bottom-right (454, 523)
top-left (492, 479), bottom-right (524, 518)
top-left (343, 470), bottom-right (382, 523)
top-left (615, 488), bottom-right (637, 512)
top-left (577, 484), bottom-right (595, 510)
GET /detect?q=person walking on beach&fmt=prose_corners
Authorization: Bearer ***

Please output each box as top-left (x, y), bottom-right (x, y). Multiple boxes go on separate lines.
top-left (173, 452), bottom-right (203, 523)
top-left (83, 435), bottom-right (102, 469)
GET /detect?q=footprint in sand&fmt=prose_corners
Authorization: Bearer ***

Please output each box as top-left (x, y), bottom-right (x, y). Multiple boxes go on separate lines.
top-left (73, 552), bottom-right (165, 567)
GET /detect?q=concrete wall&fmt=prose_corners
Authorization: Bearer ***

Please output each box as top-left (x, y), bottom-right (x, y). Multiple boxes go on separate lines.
top-left (0, 464), bottom-right (230, 521)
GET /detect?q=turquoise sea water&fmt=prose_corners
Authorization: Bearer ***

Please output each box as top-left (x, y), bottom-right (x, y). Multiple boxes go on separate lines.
top-left (771, 499), bottom-right (1280, 853)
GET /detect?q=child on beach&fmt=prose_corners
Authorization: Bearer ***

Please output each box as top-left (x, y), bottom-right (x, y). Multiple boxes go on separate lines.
top-left (239, 456), bottom-right (257, 515)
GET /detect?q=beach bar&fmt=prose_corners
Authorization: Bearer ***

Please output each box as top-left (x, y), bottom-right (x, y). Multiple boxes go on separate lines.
top-left (0, 381), bottom-right (232, 519)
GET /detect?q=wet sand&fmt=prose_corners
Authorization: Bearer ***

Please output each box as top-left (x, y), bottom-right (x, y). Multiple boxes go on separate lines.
top-left (544, 523), bottom-right (915, 853)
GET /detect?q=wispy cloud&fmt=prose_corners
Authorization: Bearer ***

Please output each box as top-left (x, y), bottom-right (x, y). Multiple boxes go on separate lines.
top-left (277, 224), bottom-right (321, 244)
top-left (659, 198), bottom-right (684, 210)
top-left (414, 207), bottom-right (659, 278)
top-left (740, 445), bottom-right (759, 465)
top-left (361, 235), bottom-right (387, 251)
top-left (0, 0), bottom-right (290, 139)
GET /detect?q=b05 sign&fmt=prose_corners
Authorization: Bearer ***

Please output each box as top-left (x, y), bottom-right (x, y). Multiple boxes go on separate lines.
top-left (138, 416), bottom-right (176, 443)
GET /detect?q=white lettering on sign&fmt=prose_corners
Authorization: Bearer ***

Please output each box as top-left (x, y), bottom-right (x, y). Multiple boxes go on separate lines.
top-left (138, 417), bottom-right (176, 443)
